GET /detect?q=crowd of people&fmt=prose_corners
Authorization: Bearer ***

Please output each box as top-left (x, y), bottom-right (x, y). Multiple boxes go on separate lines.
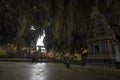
top-left (0, 45), bottom-right (88, 69)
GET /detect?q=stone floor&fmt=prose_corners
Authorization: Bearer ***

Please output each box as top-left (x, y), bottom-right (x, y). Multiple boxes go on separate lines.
top-left (0, 62), bottom-right (120, 80)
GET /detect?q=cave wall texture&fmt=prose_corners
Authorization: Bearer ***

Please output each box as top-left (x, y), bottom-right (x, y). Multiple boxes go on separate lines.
top-left (0, 0), bottom-right (120, 52)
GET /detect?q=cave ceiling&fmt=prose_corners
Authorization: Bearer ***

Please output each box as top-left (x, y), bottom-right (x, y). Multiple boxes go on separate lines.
top-left (0, 0), bottom-right (120, 52)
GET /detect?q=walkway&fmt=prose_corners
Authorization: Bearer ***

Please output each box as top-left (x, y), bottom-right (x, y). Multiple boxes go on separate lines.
top-left (0, 62), bottom-right (120, 80)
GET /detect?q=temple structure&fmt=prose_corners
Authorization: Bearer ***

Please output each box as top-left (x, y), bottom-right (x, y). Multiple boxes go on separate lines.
top-left (87, 7), bottom-right (118, 64)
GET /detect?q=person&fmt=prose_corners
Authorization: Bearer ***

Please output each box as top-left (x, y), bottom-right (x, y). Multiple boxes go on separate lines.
top-left (63, 57), bottom-right (66, 65)
top-left (31, 54), bottom-right (36, 63)
top-left (31, 51), bottom-right (38, 63)
top-left (81, 60), bottom-right (85, 70)
top-left (65, 56), bottom-right (71, 69)
top-left (81, 48), bottom-right (88, 70)
top-left (39, 52), bottom-right (43, 62)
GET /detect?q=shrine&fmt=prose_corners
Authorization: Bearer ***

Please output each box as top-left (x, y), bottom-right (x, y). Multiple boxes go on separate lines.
top-left (87, 7), bottom-right (118, 64)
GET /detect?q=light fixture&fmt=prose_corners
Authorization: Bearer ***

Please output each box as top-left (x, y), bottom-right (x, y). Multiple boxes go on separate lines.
top-left (30, 26), bottom-right (36, 31)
